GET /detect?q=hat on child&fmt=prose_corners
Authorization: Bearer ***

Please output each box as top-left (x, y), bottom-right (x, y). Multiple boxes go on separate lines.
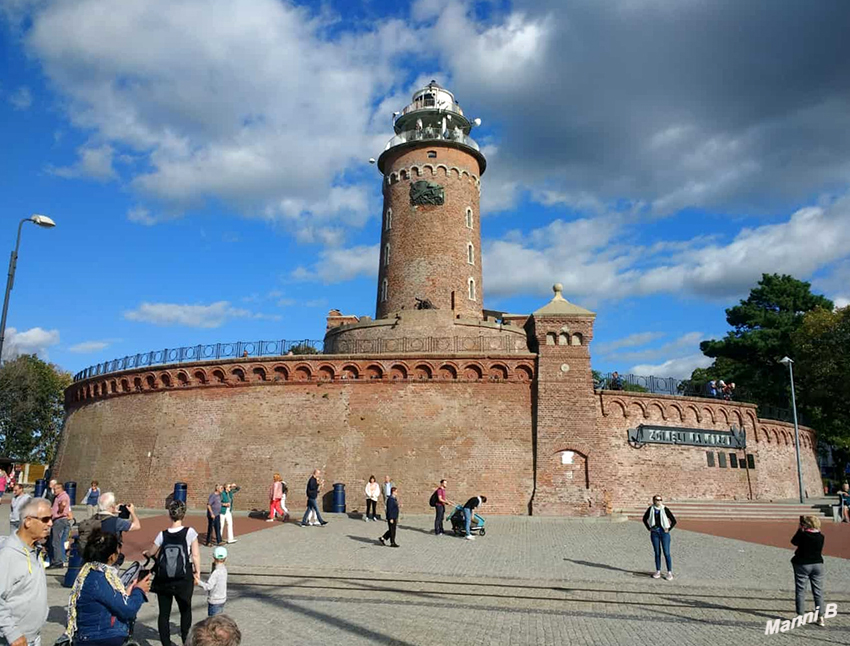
top-left (213, 546), bottom-right (228, 560)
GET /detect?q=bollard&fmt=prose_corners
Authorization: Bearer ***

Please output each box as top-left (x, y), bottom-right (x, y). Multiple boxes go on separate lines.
top-left (173, 482), bottom-right (188, 504)
top-left (331, 483), bottom-right (346, 513)
top-left (64, 481), bottom-right (77, 507)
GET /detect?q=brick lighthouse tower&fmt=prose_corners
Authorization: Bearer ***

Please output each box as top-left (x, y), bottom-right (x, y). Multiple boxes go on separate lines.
top-left (375, 81), bottom-right (487, 320)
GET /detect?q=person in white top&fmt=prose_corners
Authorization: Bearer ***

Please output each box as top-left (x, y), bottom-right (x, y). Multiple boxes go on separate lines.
top-left (364, 476), bottom-right (381, 522)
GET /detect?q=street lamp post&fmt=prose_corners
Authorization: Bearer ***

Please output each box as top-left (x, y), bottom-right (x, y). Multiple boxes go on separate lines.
top-left (0, 214), bottom-right (56, 364)
top-left (779, 356), bottom-right (805, 504)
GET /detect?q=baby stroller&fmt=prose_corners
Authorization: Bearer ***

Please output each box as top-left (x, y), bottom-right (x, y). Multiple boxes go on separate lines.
top-left (449, 505), bottom-right (486, 537)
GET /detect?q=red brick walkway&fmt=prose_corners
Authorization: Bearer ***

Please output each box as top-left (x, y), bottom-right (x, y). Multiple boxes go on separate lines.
top-left (120, 514), bottom-right (286, 560)
top-left (678, 520), bottom-right (850, 559)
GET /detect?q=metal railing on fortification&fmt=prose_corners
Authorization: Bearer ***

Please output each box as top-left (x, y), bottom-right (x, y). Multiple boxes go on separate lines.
top-left (72, 339), bottom-right (324, 382)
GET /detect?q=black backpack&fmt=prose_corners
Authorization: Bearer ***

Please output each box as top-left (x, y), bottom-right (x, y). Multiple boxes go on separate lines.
top-left (429, 490), bottom-right (439, 507)
top-left (76, 513), bottom-right (111, 552)
top-left (155, 528), bottom-right (190, 583)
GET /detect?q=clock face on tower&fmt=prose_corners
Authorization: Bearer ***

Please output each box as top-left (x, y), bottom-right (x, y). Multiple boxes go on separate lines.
top-left (409, 180), bottom-right (445, 206)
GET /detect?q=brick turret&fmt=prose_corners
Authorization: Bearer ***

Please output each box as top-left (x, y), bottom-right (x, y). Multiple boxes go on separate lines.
top-left (527, 284), bottom-right (600, 515)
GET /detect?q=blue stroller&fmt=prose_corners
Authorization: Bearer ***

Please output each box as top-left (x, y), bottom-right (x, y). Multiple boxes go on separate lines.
top-left (449, 504), bottom-right (486, 536)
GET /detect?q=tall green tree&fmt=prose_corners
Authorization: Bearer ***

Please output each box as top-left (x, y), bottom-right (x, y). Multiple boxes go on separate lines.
top-left (793, 305), bottom-right (850, 481)
top-left (696, 274), bottom-right (833, 409)
top-left (0, 354), bottom-right (72, 463)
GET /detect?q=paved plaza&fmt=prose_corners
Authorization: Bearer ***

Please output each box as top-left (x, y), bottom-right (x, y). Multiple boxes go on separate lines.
top-left (3, 504), bottom-right (849, 645)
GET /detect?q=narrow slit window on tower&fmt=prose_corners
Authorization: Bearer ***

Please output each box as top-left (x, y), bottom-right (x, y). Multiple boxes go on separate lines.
top-left (466, 207), bottom-right (473, 229)
top-left (384, 243), bottom-right (390, 266)
top-left (381, 278), bottom-right (388, 302)
top-left (468, 278), bottom-right (476, 301)
top-left (467, 243), bottom-right (474, 265)
top-left (427, 150), bottom-right (437, 158)
top-left (386, 208), bottom-right (392, 230)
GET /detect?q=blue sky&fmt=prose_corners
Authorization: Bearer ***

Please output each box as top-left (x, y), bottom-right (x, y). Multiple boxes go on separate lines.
top-left (2, 0), bottom-right (849, 379)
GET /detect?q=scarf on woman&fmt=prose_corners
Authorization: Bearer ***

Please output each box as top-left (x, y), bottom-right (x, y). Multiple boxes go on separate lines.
top-left (65, 562), bottom-right (128, 638)
top-left (647, 504), bottom-right (671, 530)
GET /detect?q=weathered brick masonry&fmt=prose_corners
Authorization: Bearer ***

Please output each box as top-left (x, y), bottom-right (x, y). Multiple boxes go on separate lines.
top-left (56, 81), bottom-right (823, 515)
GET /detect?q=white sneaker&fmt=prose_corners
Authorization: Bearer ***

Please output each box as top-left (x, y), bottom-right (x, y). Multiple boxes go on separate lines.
top-left (665, 572), bottom-right (674, 581)
top-left (652, 571), bottom-right (661, 579)
top-left (817, 617), bottom-right (825, 627)
top-left (311, 522), bottom-right (320, 526)
top-left (266, 519), bottom-right (274, 522)
top-left (466, 535), bottom-right (475, 541)
top-left (363, 517), bottom-right (368, 522)
top-left (227, 539), bottom-right (237, 544)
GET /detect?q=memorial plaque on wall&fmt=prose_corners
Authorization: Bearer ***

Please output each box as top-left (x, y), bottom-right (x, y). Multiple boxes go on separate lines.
top-left (627, 424), bottom-right (746, 449)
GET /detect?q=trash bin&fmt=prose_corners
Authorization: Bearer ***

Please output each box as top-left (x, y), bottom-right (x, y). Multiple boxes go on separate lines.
top-left (173, 482), bottom-right (188, 504)
top-left (331, 483), bottom-right (346, 513)
top-left (63, 541), bottom-right (83, 588)
top-left (34, 479), bottom-right (47, 498)
top-left (64, 481), bottom-right (77, 507)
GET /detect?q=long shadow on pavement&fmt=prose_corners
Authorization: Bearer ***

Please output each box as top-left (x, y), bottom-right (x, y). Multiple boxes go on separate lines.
top-left (563, 558), bottom-right (648, 577)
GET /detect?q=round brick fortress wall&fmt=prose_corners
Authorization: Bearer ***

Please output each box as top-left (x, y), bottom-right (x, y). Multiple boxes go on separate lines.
top-left (58, 355), bottom-right (823, 516)
top-left (57, 355), bottom-right (536, 515)
top-left (377, 145), bottom-right (484, 319)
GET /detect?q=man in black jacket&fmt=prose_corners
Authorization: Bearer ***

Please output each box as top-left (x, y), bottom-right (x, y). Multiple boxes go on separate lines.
top-left (642, 495), bottom-right (677, 580)
top-left (300, 469), bottom-right (328, 527)
top-left (379, 487), bottom-right (400, 547)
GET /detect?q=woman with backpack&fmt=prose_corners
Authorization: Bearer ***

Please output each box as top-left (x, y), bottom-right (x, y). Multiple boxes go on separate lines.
top-left (143, 500), bottom-right (201, 646)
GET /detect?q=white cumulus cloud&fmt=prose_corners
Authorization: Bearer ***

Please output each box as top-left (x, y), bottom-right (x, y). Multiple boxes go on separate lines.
top-left (124, 301), bottom-right (279, 328)
top-left (629, 354), bottom-right (714, 380)
top-left (1, 326), bottom-right (60, 360)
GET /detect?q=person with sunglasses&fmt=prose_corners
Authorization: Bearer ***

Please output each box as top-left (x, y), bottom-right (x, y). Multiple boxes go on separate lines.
top-left (642, 494), bottom-right (677, 580)
top-left (0, 498), bottom-right (51, 646)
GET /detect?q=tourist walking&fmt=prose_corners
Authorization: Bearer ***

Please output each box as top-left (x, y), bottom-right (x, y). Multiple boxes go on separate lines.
top-left (145, 500), bottom-right (201, 646)
top-left (433, 479), bottom-right (451, 535)
top-left (205, 485), bottom-right (223, 546)
top-left (220, 483), bottom-right (240, 543)
top-left (643, 494), bottom-right (677, 580)
top-left (378, 487), bottom-right (400, 547)
top-left (267, 474), bottom-right (286, 522)
top-left (837, 483), bottom-right (849, 523)
top-left (300, 470), bottom-right (327, 527)
top-left (48, 481), bottom-right (73, 569)
top-left (9, 483), bottom-right (31, 534)
top-left (364, 476), bottom-right (380, 521)
top-left (63, 527), bottom-right (150, 645)
top-left (0, 469), bottom-right (6, 502)
top-left (462, 495), bottom-right (486, 540)
top-left (791, 515), bottom-right (826, 625)
top-left (0, 498), bottom-right (51, 646)
top-left (83, 481), bottom-right (101, 518)
top-left (198, 546), bottom-right (229, 617)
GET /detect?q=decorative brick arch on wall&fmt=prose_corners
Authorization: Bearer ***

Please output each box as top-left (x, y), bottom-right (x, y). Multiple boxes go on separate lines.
top-left (65, 354), bottom-right (538, 407)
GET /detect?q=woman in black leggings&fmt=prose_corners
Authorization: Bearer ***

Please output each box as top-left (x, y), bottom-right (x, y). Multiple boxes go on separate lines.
top-left (144, 500), bottom-right (201, 645)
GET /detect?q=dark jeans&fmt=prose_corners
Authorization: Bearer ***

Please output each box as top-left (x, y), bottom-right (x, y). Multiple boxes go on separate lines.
top-left (77, 637), bottom-right (127, 646)
top-left (434, 504), bottom-right (445, 534)
top-left (208, 602), bottom-right (225, 617)
top-left (206, 514), bottom-right (221, 545)
top-left (51, 517), bottom-right (71, 564)
top-left (157, 589), bottom-right (193, 646)
top-left (793, 563), bottom-right (824, 616)
top-left (301, 497), bottom-right (325, 525)
top-left (382, 519), bottom-right (398, 545)
top-left (650, 528), bottom-right (672, 571)
top-left (366, 498), bottom-right (377, 520)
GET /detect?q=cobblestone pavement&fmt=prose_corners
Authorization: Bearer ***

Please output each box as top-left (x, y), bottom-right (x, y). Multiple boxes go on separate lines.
top-left (5, 506), bottom-right (847, 645)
